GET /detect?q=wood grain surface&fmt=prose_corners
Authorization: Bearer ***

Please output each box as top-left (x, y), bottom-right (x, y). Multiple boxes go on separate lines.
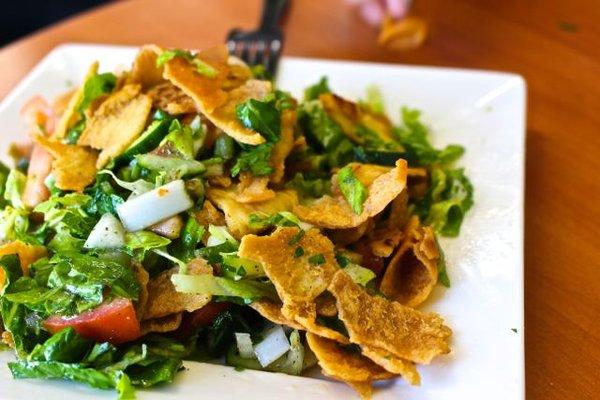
top-left (0, 0), bottom-right (599, 398)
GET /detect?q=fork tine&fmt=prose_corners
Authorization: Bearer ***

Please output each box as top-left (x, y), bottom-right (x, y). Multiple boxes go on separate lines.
top-left (265, 39), bottom-right (282, 76)
top-left (252, 40), bottom-right (267, 68)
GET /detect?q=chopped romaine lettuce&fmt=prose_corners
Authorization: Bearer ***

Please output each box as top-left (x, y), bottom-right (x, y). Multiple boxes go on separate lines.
top-left (337, 165), bottom-right (368, 215)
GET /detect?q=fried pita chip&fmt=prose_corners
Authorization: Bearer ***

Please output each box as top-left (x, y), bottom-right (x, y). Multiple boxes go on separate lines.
top-left (269, 109), bottom-right (296, 184)
top-left (0, 240), bottom-right (47, 286)
top-left (328, 219), bottom-right (373, 247)
top-left (315, 292), bottom-right (338, 317)
top-left (237, 173), bottom-right (275, 203)
top-left (53, 62), bottom-right (99, 139)
top-left (140, 313), bottom-right (183, 335)
top-left (386, 189), bottom-right (409, 229)
top-left (34, 135), bottom-right (98, 192)
top-left (207, 187), bottom-right (298, 239)
top-left (207, 175), bottom-right (232, 188)
top-left (147, 81), bottom-right (197, 115)
top-left (294, 159), bottom-right (408, 229)
top-left (360, 345), bottom-right (420, 385)
top-left (143, 260), bottom-right (212, 320)
top-left (407, 167), bottom-right (429, 200)
top-left (223, 56), bottom-right (252, 90)
top-left (239, 227), bottom-right (347, 343)
top-left (250, 300), bottom-right (304, 330)
top-left (380, 217), bottom-right (439, 307)
top-left (128, 44), bottom-right (164, 90)
top-left (366, 227), bottom-right (404, 258)
top-left (78, 83), bottom-right (152, 168)
top-left (319, 93), bottom-right (396, 146)
top-left (329, 270), bottom-right (451, 364)
top-left (306, 333), bottom-right (393, 398)
top-left (164, 47), bottom-right (270, 145)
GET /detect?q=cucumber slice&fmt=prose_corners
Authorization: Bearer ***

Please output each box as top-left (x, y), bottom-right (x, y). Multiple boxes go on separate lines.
top-left (353, 146), bottom-right (411, 166)
top-left (119, 119), bottom-right (171, 162)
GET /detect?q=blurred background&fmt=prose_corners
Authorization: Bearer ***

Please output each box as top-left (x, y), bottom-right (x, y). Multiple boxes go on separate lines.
top-left (1, 0), bottom-right (108, 46)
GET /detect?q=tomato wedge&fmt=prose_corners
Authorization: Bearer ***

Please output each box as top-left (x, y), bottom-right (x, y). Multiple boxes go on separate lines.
top-left (44, 298), bottom-right (141, 344)
top-left (175, 302), bottom-right (230, 339)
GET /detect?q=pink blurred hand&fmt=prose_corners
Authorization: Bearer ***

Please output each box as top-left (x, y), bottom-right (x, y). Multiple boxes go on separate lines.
top-left (348, 0), bottom-right (412, 26)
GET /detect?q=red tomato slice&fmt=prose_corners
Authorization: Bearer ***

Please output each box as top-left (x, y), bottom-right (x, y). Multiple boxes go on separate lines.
top-left (44, 298), bottom-right (141, 344)
top-left (175, 302), bottom-right (230, 339)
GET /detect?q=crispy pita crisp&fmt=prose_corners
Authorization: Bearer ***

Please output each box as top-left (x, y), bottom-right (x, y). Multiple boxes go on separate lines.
top-left (366, 227), bottom-right (404, 258)
top-left (163, 46), bottom-right (270, 145)
top-left (329, 270), bottom-right (451, 364)
top-left (239, 227), bottom-right (347, 343)
top-left (207, 187), bottom-right (298, 239)
top-left (53, 62), bottom-right (99, 139)
top-left (380, 217), bottom-right (439, 307)
top-left (0, 240), bottom-right (47, 286)
top-left (34, 135), bottom-right (98, 192)
top-left (223, 56), bottom-right (252, 90)
top-left (360, 345), bottom-right (420, 385)
top-left (237, 174), bottom-right (275, 203)
top-left (132, 262), bottom-right (149, 319)
top-left (250, 300), bottom-right (304, 330)
top-left (315, 292), bottom-right (338, 317)
top-left (269, 109), bottom-right (296, 184)
top-left (147, 82), bottom-right (197, 115)
top-left (141, 313), bottom-right (183, 335)
top-left (319, 93), bottom-right (396, 145)
top-left (306, 333), bottom-right (393, 397)
top-left (328, 219), bottom-right (373, 247)
top-left (143, 261), bottom-right (212, 320)
top-left (294, 159), bottom-right (408, 229)
top-left (128, 44), bottom-right (164, 90)
top-left (78, 83), bottom-right (152, 168)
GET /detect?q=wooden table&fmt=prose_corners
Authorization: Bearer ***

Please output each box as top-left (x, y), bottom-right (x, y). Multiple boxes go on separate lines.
top-left (0, 0), bottom-right (598, 398)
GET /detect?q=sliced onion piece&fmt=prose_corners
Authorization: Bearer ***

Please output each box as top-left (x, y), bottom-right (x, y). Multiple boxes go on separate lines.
top-left (235, 332), bottom-right (254, 359)
top-left (83, 213), bottom-right (126, 249)
top-left (117, 179), bottom-right (193, 232)
top-left (253, 326), bottom-right (290, 367)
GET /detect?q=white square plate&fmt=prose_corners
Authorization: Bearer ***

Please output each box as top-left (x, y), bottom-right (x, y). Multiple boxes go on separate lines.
top-left (0, 44), bottom-right (526, 400)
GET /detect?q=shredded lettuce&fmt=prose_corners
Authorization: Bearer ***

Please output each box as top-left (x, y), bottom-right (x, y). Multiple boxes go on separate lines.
top-left (394, 107), bottom-right (465, 166)
top-left (230, 143), bottom-right (274, 177)
top-left (337, 165), bottom-right (368, 215)
top-left (77, 73), bottom-right (116, 113)
top-left (414, 167), bottom-right (474, 237)
top-left (248, 211), bottom-right (300, 230)
top-left (3, 169), bottom-right (26, 209)
top-left (236, 99), bottom-right (281, 142)
top-left (284, 173), bottom-right (331, 198)
top-left (171, 273), bottom-right (278, 304)
top-left (304, 76), bottom-right (331, 101)
top-left (343, 263), bottom-right (376, 286)
top-left (359, 85), bottom-right (384, 114)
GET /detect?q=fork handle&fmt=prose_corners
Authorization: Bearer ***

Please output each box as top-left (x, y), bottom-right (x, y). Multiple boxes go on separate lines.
top-left (259, 0), bottom-right (290, 32)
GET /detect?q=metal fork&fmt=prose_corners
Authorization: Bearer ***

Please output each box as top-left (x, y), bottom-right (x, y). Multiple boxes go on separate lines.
top-left (226, 0), bottom-right (290, 76)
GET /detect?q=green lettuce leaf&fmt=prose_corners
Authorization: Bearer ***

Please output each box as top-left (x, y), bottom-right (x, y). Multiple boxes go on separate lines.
top-left (285, 173), bottom-right (331, 198)
top-left (394, 107), bottom-right (465, 166)
top-left (230, 143), bottom-right (274, 177)
top-left (3, 169), bottom-right (26, 209)
top-left (414, 167), bottom-right (474, 237)
top-left (171, 273), bottom-right (278, 304)
top-left (77, 73), bottom-right (117, 113)
top-left (337, 165), bottom-right (368, 215)
top-left (236, 99), bottom-right (281, 142)
top-left (304, 76), bottom-right (331, 101)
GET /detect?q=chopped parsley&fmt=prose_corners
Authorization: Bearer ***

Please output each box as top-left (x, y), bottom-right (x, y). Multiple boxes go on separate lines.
top-left (308, 253), bottom-right (326, 266)
top-left (288, 229), bottom-right (305, 245)
top-left (230, 143), bottom-right (274, 177)
top-left (294, 247), bottom-right (304, 258)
